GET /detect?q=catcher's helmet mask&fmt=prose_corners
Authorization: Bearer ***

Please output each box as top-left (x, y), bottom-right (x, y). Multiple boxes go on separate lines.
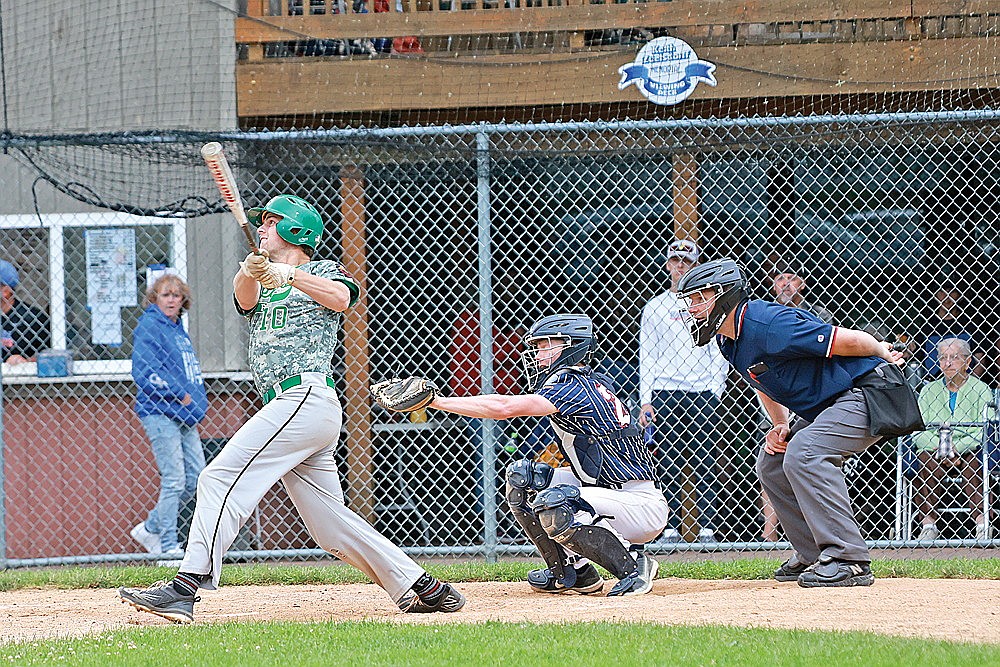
top-left (522, 313), bottom-right (598, 392)
top-left (676, 258), bottom-right (749, 347)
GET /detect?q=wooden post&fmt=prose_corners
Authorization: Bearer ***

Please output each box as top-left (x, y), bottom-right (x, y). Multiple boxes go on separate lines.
top-left (672, 153), bottom-right (700, 242)
top-left (340, 165), bottom-right (376, 523)
top-left (245, 0), bottom-right (266, 16)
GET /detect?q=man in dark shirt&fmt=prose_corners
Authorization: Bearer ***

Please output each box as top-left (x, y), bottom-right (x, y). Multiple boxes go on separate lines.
top-left (0, 260), bottom-right (51, 365)
top-left (677, 258), bottom-right (904, 588)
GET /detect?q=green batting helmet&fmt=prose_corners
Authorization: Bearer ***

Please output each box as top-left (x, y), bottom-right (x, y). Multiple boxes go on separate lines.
top-left (247, 194), bottom-right (324, 250)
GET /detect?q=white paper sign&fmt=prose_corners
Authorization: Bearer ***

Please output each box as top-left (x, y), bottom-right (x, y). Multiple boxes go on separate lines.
top-left (90, 303), bottom-right (123, 346)
top-left (85, 228), bottom-right (137, 308)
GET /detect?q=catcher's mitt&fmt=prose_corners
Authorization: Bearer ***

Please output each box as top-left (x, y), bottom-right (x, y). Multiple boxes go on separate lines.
top-left (370, 376), bottom-right (439, 413)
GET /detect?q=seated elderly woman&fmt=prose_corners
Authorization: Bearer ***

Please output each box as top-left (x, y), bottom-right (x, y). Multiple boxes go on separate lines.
top-left (912, 338), bottom-right (994, 541)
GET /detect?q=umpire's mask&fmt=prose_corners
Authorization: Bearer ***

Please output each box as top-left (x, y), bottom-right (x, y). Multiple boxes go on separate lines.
top-left (676, 258), bottom-right (748, 346)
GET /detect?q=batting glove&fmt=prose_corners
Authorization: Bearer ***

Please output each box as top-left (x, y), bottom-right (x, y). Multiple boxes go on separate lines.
top-left (240, 251), bottom-right (270, 279)
top-left (259, 262), bottom-right (296, 290)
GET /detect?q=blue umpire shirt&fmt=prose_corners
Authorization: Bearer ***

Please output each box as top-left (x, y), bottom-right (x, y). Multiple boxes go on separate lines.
top-left (718, 300), bottom-right (883, 422)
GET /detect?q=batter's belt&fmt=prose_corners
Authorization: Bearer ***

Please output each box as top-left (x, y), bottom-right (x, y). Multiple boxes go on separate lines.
top-left (262, 372), bottom-right (336, 405)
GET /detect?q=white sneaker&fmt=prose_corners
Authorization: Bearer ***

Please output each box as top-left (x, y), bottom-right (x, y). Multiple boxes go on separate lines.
top-left (916, 523), bottom-right (939, 541)
top-left (130, 522), bottom-right (162, 554)
top-left (155, 549), bottom-right (184, 567)
top-left (696, 528), bottom-right (716, 544)
top-left (657, 528), bottom-right (683, 544)
top-left (975, 522), bottom-right (988, 541)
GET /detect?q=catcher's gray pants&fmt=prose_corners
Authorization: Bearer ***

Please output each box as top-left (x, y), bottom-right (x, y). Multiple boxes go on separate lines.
top-left (756, 388), bottom-right (881, 564)
top-left (179, 381), bottom-right (426, 602)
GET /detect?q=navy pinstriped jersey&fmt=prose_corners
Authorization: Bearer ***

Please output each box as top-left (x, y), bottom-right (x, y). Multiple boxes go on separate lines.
top-left (536, 367), bottom-right (656, 487)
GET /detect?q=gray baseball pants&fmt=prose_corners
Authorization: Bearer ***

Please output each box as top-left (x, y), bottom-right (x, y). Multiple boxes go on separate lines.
top-left (756, 388), bottom-right (881, 564)
top-left (179, 382), bottom-right (426, 602)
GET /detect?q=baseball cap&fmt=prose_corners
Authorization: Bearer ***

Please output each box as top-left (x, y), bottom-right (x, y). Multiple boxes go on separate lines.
top-left (666, 239), bottom-right (700, 263)
top-left (0, 260), bottom-right (19, 288)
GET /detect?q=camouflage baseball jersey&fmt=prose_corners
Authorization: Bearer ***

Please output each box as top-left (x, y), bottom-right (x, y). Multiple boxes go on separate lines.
top-left (236, 260), bottom-right (360, 394)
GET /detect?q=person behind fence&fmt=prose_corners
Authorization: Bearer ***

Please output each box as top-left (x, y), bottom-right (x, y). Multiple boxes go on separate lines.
top-left (119, 194), bottom-right (464, 624)
top-left (129, 274), bottom-right (208, 557)
top-left (771, 268), bottom-right (834, 324)
top-left (677, 258), bottom-right (916, 588)
top-left (916, 280), bottom-right (985, 381)
top-left (404, 313), bottom-right (668, 596)
top-left (911, 338), bottom-right (993, 542)
top-left (0, 259), bottom-right (51, 366)
top-left (638, 239), bottom-right (727, 544)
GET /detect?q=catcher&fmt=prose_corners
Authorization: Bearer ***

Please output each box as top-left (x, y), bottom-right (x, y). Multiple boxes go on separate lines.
top-left (373, 313), bottom-right (668, 596)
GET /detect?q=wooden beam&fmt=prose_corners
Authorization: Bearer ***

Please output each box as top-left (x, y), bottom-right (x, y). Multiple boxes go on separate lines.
top-left (235, 0), bottom-right (936, 42)
top-left (237, 36), bottom-right (1000, 116)
top-left (672, 154), bottom-right (699, 243)
top-left (339, 165), bottom-right (376, 524)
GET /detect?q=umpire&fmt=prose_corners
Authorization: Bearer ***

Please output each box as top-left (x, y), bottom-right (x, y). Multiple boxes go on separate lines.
top-left (676, 259), bottom-right (909, 588)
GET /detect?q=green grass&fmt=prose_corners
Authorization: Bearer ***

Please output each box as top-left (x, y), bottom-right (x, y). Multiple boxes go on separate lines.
top-left (2, 557), bottom-right (1000, 592)
top-left (1, 621), bottom-right (997, 666)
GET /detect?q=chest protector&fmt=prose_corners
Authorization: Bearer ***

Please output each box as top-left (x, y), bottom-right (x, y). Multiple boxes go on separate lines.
top-left (551, 368), bottom-right (650, 487)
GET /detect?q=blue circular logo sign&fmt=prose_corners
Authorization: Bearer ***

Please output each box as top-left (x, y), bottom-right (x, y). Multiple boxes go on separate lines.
top-left (618, 37), bottom-right (717, 106)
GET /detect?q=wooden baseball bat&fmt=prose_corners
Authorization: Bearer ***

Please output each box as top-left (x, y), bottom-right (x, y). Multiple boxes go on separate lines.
top-left (200, 142), bottom-right (259, 253)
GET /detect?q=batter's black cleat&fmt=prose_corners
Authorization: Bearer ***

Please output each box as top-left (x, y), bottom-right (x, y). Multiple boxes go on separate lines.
top-left (118, 580), bottom-right (199, 624)
top-left (797, 557), bottom-right (874, 588)
top-left (398, 583), bottom-right (466, 613)
top-left (527, 563), bottom-right (604, 595)
top-left (607, 553), bottom-right (659, 597)
top-left (774, 556), bottom-right (813, 582)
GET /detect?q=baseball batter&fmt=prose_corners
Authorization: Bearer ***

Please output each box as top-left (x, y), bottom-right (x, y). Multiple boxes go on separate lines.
top-left (119, 194), bottom-right (464, 623)
top-left (394, 314), bottom-right (667, 596)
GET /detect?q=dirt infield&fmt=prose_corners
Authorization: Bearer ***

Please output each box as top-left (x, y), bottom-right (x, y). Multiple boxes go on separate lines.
top-left (3, 578), bottom-right (1000, 645)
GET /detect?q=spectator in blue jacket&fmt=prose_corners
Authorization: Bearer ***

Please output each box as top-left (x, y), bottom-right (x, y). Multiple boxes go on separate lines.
top-left (130, 274), bottom-right (208, 556)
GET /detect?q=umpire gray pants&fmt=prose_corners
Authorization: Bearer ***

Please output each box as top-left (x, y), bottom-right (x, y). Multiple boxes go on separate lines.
top-left (756, 388), bottom-right (881, 564)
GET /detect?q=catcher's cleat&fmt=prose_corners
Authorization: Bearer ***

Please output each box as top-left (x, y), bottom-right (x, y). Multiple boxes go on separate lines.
top-left (607, 553), bottom-right (658, 597)
top-left (118, 580), bottom-right (199, 624)
top-left (774, 556), bottom-right (814, 582)
top-left (797, 557), bottom-right (874, 588)
top-left (398, 583), bottom-right (466, 613)
top-left (528, 563), bottom-right (604, 594)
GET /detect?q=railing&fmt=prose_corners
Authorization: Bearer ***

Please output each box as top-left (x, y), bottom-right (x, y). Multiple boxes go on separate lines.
top-left (237, 0), bottom-right (1000, 59)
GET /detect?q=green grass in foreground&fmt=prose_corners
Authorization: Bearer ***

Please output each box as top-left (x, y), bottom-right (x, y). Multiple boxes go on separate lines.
top-left (1, 621), bottom-right (996, 667)
top-left (2, 557), bottom-right (1000, 592)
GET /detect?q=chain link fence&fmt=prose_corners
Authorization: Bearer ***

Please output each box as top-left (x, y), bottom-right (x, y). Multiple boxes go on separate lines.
top-left (2, 110), bottom-right (999, 566)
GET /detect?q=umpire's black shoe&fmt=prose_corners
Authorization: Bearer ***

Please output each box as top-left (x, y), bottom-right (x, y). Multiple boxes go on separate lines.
top-left (797, 557), bottom-right (874, 588)
top-left (528, 563), bottom-right (604, 594)
top-left (774, 557), bottom-right (813, 582)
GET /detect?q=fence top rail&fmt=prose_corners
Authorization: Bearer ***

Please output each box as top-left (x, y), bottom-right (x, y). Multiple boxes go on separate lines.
top-left (6, 108), bottom-right (1000, 147)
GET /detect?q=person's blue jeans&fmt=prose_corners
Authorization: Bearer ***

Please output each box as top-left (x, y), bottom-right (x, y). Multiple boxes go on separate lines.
top-left (139, 414), bottom-right (206, 551)
top-left (650, 390), bottom-right (721, 532)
